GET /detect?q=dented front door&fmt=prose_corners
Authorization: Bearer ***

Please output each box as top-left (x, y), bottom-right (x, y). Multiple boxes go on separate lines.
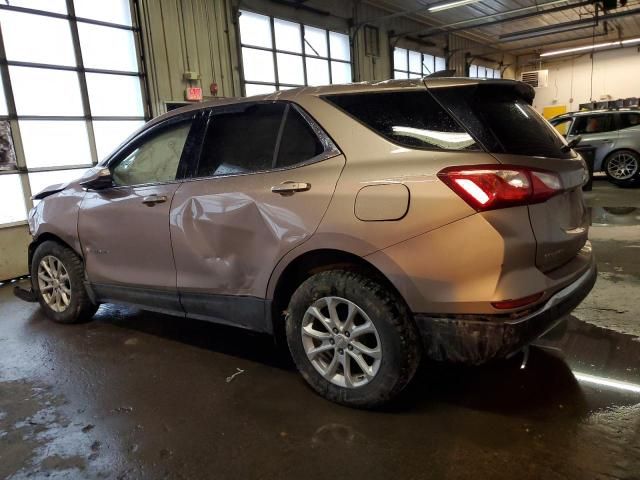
top-left (169, 154), bottom-right (345, 329)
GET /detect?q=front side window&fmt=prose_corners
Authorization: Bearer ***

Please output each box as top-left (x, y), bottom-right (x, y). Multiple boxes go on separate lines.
top-left (619, 113), bottom-right (640, 129)
top-left (196, 103), bottom-right (325, 177)
top-left (325, 91), bottom-right (478, 151)
top-left (112, 120), bottom-right (192, 186)
top-left (571, 115), bottom-right (615, 135)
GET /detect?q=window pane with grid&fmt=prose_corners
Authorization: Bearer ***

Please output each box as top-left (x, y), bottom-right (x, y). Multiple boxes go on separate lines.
top-left (277, 53), bottom-right (304, 85)
top-left (10, 66), bottom-right (84, 116)
top-left (242, 47), bottom-right (275, 83)
top-left (329, 32), bottom-right (350, 62)
top-left (86, 73), bottom-right (144, 117)
top-left (78, 23), bottom-right (138, 72)
top-left (20, 120), bottom-right (91, 168)
top-left (73, 0), bottom-right (132, 26)
top-left (274, 18), bottom-right (302, 54)
top-left (0, 174), bottom-right (27, 223)
top-left (394, 48), bottom-right (408, 72)
top-left (304, 25), bottom-right (328, 57)
top-left (0, 11), bottom-right (76, 66)
top-left (239, 11), bottom-right (272, 49)
top-left (5, 0), bottom-right (67, 14)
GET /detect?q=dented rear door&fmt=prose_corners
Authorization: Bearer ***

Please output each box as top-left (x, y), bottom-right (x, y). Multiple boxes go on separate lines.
top-left (170, 102), bottom-right (344, 330)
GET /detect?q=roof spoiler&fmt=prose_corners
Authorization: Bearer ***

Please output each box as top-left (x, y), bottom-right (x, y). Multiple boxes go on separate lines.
top-left (425, 78), bottom-right (535, 105)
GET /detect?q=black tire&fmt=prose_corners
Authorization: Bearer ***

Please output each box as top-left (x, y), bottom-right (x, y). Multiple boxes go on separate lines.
top-left (604, 149), bottom-right (640, 188)
top-left (31, 240), bottom-right (98, 324)
top-left (285, 270), bottom-right (422, 408)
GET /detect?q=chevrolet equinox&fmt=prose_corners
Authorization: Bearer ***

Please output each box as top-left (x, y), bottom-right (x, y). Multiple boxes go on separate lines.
top-left (20, 78), bottom-right (596, 407)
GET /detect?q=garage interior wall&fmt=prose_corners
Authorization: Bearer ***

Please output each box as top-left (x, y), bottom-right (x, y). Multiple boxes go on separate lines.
top-left (139, 0), bottom-right (515, 116)
top-left (0, 0), bottom-right (513, 281)
top-left (519, 47), bottom-right (640, 113)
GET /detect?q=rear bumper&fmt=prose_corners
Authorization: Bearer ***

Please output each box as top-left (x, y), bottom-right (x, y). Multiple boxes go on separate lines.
top-left (414, 257), bottom-right (597, 365)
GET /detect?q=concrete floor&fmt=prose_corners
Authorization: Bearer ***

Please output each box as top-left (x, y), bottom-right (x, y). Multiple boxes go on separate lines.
top-left (0, 178), bottom-right (639, 480)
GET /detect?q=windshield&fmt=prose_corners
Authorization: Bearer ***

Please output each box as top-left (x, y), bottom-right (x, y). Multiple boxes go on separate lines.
top-left (430, 84), bottom-right (573, 159)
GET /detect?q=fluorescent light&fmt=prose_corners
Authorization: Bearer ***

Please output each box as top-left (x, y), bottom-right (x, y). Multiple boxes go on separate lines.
top-left (574, 371), bottom-right (640, 394)
top-left (541, 37), bottom-right (640, 57)
top-left (428, 0), bottom-right (482, 13)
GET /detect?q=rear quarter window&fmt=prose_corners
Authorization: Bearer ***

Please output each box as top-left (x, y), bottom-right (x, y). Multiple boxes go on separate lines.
top-left (323, 91), bottom-right (479, 151)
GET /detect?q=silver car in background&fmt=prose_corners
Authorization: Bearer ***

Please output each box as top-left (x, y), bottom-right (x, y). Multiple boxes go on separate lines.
top-left (550, 109), bottom-right (640, 187)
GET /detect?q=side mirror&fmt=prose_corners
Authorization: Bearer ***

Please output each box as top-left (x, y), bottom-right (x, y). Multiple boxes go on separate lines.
top-left (79, 167), bottom-right (113, 190)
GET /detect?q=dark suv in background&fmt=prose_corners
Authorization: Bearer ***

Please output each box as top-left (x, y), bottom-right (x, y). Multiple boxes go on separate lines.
top-left (550, 109), bottom-right (640, 187)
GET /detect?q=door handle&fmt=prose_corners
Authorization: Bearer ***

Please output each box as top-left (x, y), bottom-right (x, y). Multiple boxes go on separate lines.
top-left (602, 139), bottom-right (613, 143)
top-left (142, 195), bottom-right (167, 206)
top-left (271, 182), bottom-right (311, 195)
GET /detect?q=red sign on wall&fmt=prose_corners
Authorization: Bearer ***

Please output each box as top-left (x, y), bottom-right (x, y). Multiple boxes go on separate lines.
top-left (185, 87), bottom-right (203, 101)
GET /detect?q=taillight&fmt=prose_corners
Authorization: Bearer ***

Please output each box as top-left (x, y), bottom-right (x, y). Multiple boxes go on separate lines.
top-left (437, 165), bottom-right (563, 212)
top-left (492, 292), bottom-right (544, 310)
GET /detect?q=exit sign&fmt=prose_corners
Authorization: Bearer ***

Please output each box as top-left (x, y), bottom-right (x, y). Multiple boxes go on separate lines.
top-left (185, 87), bottom-right (203, 101)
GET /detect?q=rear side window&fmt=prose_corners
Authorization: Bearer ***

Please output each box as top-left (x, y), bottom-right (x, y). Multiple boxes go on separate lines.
top-left (431, 85), bottom-right (572, 159)
top-left (619, 113), bottom-right (640, 129)
top-left (324, 91), bottom-right (478, 151)
top-left (571, 114), bottom-right (615, 135)
top-left (196, 103), bottom-right (325, 177)
top-left (277, 108), bottom-right (324, 168)
top-left (197, 103), bottom-right (285, 177)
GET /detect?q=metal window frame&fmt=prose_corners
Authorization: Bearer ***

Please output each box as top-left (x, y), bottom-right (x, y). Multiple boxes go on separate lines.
top-left (392, 47), bottom-right (446, 79)
top-left (0, 0), bottom-right (149, 228)
top-left (237, 9), bottom-right (353, 95)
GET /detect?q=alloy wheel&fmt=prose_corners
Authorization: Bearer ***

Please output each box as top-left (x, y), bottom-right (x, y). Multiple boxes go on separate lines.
top-left (301, 296), bottom-right (382, 388)
top-left (607, 153), bottom-right (639, 180)
top-left (37, 255), bottom-right (72, 313)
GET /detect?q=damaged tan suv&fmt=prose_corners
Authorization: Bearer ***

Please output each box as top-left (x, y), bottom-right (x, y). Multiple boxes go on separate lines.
top-left (19, 78), bottom-right (596, 407)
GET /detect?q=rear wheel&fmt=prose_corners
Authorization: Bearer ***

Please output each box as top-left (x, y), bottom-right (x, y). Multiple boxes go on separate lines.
top-left (285, 270), bottom-right (421, 408)
top-left (32, 241), bottom-right (98, 324)
top-left (604, 150), bottom-right (640, 187)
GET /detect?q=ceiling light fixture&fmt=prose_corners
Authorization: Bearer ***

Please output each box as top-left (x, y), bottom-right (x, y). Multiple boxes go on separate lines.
top-left (540, 36), bottom-right (640, 57)
top-left (428, 0), bottom-right (483, 13)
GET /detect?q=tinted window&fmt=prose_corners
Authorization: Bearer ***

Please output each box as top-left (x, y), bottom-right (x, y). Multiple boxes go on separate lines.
top-left (111, 119), bottom-right (191, 186)
top-left (430, 85), bottom-right (571, 159)
top-left (197, 103), bottom-right (285, 177)
top-left (619, 113), bottom-right (640, 129)
top-left (324, 91), bottom-right (478, 151)
top-left (277, 108), bottom-right (324, 168)
top-left (572, 115), bottom-right (615, 135)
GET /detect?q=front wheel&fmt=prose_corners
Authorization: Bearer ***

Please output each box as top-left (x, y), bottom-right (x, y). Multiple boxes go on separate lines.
top-left (31, 241), bottom-right (98, 324)
top-left (604, 150), bottom-right (640, 187)
top-left (285, 270), bottom-right (422, 408)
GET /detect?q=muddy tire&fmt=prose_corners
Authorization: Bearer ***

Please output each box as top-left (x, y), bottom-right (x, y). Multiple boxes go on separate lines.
top-left (604, 150), bottom-right (640, 188)
top-left (285, 270), bottom-right (422, 408)
top-left (31, 241), bottom-right (98, 324)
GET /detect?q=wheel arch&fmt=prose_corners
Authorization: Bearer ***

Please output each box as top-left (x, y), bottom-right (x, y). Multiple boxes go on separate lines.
top-left (269, 248), bottom-right (408, 342)
top-left (29, 233), bottom-right (82, 272)
top-left (604, 147), bottom-right (640, 163)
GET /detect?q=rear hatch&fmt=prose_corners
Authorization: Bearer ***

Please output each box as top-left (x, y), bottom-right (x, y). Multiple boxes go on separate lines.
top-left (429, 80), bottom-right (589, 272)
